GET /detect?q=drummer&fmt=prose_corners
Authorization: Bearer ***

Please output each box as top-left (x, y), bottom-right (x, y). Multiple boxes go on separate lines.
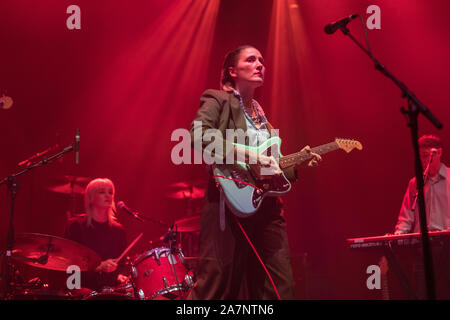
top-left (65, 178), bottom-right (128, 291)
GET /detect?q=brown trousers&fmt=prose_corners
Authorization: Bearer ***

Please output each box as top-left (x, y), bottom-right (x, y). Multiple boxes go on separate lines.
top-left (189, 182), bottom-right (295, 300)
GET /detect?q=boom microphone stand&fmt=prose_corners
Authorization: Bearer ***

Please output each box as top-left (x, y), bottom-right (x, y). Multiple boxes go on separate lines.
top-left (1, 130), bottom-right (79, 298)
top-left (328, 16), bottom-right (443, 299)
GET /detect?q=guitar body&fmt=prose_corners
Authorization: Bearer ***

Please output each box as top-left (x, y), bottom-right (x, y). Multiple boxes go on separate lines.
top-left (213, 137), bottom-right (291, 218)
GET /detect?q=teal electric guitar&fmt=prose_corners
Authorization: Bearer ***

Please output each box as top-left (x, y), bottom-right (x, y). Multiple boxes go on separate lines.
top-left (213, 137), bottom-right (362, 217)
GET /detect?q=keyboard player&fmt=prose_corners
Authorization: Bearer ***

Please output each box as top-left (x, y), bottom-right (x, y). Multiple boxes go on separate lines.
top-left (392, 134), bottom-right (450, 299)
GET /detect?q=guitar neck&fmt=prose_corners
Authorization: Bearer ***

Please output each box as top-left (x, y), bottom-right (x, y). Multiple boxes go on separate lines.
top-left (279, 142), bottom-right (339, 169)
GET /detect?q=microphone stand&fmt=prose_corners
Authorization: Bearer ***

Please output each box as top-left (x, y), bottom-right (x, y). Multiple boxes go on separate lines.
top-left (162, 223), bottom-right (184, 298)
top-left (411, 153), bottom-right (435, 211)
top-left (114, 207), bottom-right (171, 228)
top-left (337, 24), bottom-right (443, 300)
top-left (0, 138), bottom-right (76, 299)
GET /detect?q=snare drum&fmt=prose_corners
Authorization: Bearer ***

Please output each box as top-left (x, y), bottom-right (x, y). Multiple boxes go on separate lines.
top-left (131, 247), bottom-right (193, 300)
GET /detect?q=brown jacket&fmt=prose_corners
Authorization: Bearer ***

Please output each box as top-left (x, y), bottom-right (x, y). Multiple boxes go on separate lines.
top-left (189, 89), bottom-right (297, 182)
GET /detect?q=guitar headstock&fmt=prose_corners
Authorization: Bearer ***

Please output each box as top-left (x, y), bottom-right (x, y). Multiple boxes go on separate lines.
top-left (335, 138), bottom-right (363, 153)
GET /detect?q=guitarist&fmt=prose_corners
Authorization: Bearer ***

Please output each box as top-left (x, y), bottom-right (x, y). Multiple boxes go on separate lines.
top-left (188, 45), bottom-right (322, 300)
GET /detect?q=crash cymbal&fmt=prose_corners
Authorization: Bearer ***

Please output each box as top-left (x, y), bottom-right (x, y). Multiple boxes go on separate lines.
top-left (47, 183), bottom-right (85, 195)
top-left (47, 176), bottom-right (90, 195)
top-left (174, 215), bottom-right (200, 232)
top-left (166, 187), bottom-right (205, 200)
top-left (11, 233), bottom-right (101, 272)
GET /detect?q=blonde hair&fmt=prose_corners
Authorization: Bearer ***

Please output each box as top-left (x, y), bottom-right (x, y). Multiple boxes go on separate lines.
top-left (84, 178), bottom-right (117, 227)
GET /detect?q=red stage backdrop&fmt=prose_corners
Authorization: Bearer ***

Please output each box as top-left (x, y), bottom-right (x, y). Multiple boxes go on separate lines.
top-left (0, 0), bottom-right (449, 299)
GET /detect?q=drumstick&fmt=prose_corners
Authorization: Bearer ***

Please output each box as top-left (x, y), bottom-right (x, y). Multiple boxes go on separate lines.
top-left (115, 232), bottom-right (143, 263)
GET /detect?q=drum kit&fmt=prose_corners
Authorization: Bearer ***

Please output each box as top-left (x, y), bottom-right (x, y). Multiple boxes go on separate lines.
top-left (1, 177), bottom-right (206, 300)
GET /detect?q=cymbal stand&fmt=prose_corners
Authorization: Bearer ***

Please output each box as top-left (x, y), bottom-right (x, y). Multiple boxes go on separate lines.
top-left (181, 189), bottom-right (197, 257)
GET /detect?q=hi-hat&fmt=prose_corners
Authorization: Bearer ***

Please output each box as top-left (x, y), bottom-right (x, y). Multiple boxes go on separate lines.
top-left (11, 233), bottom-right (101, 272)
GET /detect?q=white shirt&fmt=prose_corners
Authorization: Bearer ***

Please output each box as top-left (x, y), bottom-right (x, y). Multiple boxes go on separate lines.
top-left (395, 164), bottom-right (450, 234)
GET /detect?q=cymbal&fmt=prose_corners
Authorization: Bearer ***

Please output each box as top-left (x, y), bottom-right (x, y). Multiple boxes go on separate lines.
top-left (166, 187), bottom-right (205, 200)
top-left (47, 183), bottom-right (85, 195)
top-left (61, 175), bottom-right (91, 184)
top-left (168, 180), bottom-right (206, 190)
top-left (47, 176), bottom-right (90, 195)
top-left (174, 215), bottom-right (200, 232)
top-left (11, 233), bottom-right (101, 272)
top-left (166, 180), bottom-right (207, 200)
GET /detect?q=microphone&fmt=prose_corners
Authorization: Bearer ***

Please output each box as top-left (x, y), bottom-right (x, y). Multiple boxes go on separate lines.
top-left (324, 14), bottom-right (359, 34)
top-left (117, 201), bottom-right (144, 222)
top-left (74, 128), bottom-right (80, 164)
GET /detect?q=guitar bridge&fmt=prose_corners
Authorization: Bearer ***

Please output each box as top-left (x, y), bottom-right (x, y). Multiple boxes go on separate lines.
top-left (252, 188), bottom-right (263, 207)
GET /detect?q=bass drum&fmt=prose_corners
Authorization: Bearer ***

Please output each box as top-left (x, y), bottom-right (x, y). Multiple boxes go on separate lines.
top-left (131, 247), bottom-right (193, 300)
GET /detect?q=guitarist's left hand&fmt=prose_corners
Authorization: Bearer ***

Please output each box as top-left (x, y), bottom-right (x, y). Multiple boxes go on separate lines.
top-left (301, 146), bottom-right (322, 168)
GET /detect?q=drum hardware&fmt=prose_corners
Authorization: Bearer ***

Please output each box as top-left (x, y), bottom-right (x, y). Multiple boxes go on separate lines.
top-left (131, 246), bottom-right (192, 300)
top-left (166, 179), bottom-right (205, 258)
top-left (173, 216), bottom-right (200, 233)
top-left (10, 233), bottom-right (101, 272)
top-left (83, 292), bottom-right (133, 300)
top-left (130, 223), bottom-right (193, 300)
top-left (5, 271), bottom-right (73, 300)
top-left (111, 199), bottom-right (196, 300)
top-left (82, 281), bottom-right (135, 300)
top-left (46, 175), bottom-right (90, 195)
top-left (115, 201), bottom-right (171, 227)
top-left (46, 175), bottom-right (92, 222)
top-left (0, 133), bottom-right (79, 298)
top-left (3, 233), bottom-right (101, 299)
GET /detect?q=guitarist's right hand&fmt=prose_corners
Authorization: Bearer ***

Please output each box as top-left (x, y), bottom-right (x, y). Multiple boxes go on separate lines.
top-left (233, 146), bottom-right (282, 179)
top-left (249, 154), bottom-right (282, 179)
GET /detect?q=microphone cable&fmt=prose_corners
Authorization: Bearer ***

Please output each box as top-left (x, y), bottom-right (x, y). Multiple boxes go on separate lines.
top-left (233, 215), bottom-right (281, 300)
